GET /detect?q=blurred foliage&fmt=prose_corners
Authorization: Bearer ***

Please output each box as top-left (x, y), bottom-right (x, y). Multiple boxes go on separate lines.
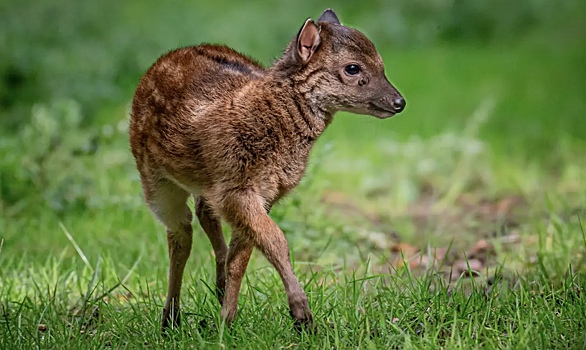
top-left (0, 0), bottom-right (585, 214)
top-left (1, 0), bottom-right (583, 129)
top-left (0, 100), bottom-right (98, 214)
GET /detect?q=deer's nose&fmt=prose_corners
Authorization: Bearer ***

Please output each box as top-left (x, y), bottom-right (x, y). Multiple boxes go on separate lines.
top-left (392, 97), bottom-right (406, 113)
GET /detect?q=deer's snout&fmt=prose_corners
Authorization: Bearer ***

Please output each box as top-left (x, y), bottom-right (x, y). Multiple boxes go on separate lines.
top-left (378, 78), bottom-right (405, 116)
top-left (391, 97), bottom-right (406, 113)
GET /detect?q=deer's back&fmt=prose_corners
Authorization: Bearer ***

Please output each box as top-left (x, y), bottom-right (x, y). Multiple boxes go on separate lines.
top-left (130, 45), bottom-right (266, 189)
top-left (132, 44), bottom-right (265, 122)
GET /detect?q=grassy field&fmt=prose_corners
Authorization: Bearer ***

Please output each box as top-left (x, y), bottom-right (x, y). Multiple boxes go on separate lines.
top-left (1, 1), bottom-right (586, 348)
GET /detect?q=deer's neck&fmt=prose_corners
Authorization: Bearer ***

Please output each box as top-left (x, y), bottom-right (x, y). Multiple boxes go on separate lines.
top-left (260, 73), bottom-right (332, 142)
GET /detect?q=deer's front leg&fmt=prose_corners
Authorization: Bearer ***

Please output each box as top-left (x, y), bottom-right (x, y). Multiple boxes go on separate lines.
top-left (253, 218), bottom-right (312, 328)
top-left (221, 191), bottom-right (312, 328)
top-left (221, 234), bottom-right (253, 325)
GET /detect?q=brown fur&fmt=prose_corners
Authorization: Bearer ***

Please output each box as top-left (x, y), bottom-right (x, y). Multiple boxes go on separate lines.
top-left (129, 9), bottom-right (405, 330)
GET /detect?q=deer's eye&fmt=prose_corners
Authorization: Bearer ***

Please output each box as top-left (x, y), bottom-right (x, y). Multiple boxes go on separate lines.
top-left (344, 64), bottom-right (361, 76)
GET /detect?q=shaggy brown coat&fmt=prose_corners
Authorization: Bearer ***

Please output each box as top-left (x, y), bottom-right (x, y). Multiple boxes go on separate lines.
top-left (129, 8), bottom-right (405, 330)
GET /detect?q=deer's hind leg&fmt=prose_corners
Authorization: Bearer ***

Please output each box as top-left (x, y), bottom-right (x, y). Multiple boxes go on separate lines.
top-left (195, 196), bottom-right (228, 304)
top-left (143, 178), bottom-right (193, 330)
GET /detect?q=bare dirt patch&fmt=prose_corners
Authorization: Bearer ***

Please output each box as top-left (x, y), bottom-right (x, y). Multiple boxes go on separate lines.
top-left (321, 190), bottom-right (533, 282)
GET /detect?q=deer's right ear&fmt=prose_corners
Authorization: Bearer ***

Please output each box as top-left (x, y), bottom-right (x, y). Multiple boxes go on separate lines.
top-left (318, 9), bottom-right (340, 25)
top-left (296, 19), bottom-right (321, 64)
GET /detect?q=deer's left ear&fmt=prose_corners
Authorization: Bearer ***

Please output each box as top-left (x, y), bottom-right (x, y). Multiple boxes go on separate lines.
top-left (296, 19), bottom-right (321, 64)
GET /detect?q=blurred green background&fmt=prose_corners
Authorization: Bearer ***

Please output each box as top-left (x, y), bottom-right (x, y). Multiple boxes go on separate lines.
top-left (2, 2), bottom-right (586, 346)
top-left (0, 0), bottom-right (585, 262)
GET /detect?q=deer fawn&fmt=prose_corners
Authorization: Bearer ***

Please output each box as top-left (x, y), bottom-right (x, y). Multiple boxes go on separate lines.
top-left (130, 8), bottom-right (405, 330)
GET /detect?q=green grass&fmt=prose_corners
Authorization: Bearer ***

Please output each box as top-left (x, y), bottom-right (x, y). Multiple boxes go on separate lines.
top-left (2, 0), bottom-right (586, 348)
top-left (2, 244), bottom-right (586, 348)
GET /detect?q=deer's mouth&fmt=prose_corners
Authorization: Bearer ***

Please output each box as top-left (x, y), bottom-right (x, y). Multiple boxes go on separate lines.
top-left (368, 103), bottom-right (396, 119)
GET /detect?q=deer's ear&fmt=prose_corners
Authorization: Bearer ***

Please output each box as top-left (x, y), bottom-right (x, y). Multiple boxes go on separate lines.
top-left (296, 19), bottom-right (321, 64)
top-left (318, 8), bottom-right (340, 25)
